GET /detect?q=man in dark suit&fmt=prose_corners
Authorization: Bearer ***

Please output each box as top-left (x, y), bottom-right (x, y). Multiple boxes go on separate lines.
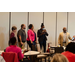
top-left (37, 23), bottom-right (48, 52)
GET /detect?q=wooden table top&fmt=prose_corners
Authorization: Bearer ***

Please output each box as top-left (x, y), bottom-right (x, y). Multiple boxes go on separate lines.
top-left (24, 51), bottom-right (40, 56)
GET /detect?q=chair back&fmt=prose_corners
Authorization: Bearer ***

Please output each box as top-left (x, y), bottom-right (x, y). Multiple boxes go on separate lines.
top-left (1, 52), bottom-right (18, 62)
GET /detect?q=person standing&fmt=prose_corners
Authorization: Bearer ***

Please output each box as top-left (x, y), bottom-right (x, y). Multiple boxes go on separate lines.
top-left (9, 26), bottom-right (17, 45)
top-left (17, 24), bottom-right (26, 49)
top-left (27, 24), bottom-right (37, 51)
top-left (37, 23), bottom-right (48, 52)
top-left (10, 26), bottom-right (17, 39)
top-left (58, 27), bottom-right (72, 47)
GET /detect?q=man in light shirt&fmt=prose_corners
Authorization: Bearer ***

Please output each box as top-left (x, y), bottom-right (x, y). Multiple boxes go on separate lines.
top-left (58, 27), bottom-right (72, 47)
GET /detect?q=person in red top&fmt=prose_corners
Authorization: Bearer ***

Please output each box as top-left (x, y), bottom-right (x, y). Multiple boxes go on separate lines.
top-left (61, 42), bottom-right (75, 62)
top-left (9, 26), bottom-right (17, 45)
top-left (10, 26), bottom-right (17, 39)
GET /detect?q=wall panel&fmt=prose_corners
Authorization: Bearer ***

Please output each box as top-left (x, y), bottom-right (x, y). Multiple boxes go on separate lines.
top-left (0, 12), bottom-right (9, 50)
top-left (44, 12), bottom-right (56, 46)
top-left (57, 12), bottom-right (67, 45)
top-left (68, 12), bottom-right (75, 38)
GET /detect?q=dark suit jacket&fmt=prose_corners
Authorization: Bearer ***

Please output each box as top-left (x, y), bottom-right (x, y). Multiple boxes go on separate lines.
top-left (37, 29), bottom-right (48, 43)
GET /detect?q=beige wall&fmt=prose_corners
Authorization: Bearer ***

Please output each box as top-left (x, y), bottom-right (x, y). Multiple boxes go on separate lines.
top-left (57, 12), bottom-right (67, 45)
top-left (68, 12), bottom-right (75, 38)
top-left (0, 12), bottom-right (74, 50)
top-left (0, 12), bottom-right (9, 50)
top-left (44, 12), bottom-right (56, 46)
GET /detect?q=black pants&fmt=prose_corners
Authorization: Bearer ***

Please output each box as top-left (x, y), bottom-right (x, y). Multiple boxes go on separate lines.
top-left (39, 41), bottom-right (46, 52)
top-left (27, 41), bottom-right (37, 51)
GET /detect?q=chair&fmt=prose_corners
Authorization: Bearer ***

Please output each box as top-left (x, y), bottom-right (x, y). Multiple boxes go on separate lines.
top-left (1, 52), bottom-right (18, 62)
top-left (42, 52), bottom-right (51, 62)
top-left (37, 54), bottom-right (47, 62)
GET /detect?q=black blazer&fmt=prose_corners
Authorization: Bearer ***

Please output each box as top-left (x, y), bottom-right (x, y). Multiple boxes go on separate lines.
top-left (37, 29), bottom-right (48, 42)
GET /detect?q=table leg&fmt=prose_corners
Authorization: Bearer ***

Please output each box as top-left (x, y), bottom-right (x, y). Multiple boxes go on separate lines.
top-left (30, 56), bottom-right (34, 62)
top-left (35, 58), bottom-right (39, 62)
top-left (48, 55), bottom-right (50, 62)
top-left (45, 57), bottom-right (46, 62)
top-left (40, 59), bottom-right (42, 62)
top-left (34, 55), bottom-right (37, 62)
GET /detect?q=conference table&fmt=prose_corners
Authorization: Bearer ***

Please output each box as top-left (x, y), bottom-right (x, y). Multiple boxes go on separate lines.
top-left (24, 50), bottom-right (55, 62)
top-left (24, 51), bottom-right (40, 62)
top-left (0, 46), bottom-right (66, 62)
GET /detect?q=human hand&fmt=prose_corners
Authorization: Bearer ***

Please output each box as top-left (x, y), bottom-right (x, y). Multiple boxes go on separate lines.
top-left (35, 41), bottom-right (37, 44)
top-left (21, 42), bottom-right (23, 45)
top-left (42, 30), bottom-right (44, 33)
top-left (23, 49), bottom-right (29, 54)
top-left (41, 32), bottom-right (45, 35)
top-left (43, 29), bottom-right (46, 32)
top-left (31, 40), bottom-right (33, 44)
top-left (23, 50), bottom-right (26, 54)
